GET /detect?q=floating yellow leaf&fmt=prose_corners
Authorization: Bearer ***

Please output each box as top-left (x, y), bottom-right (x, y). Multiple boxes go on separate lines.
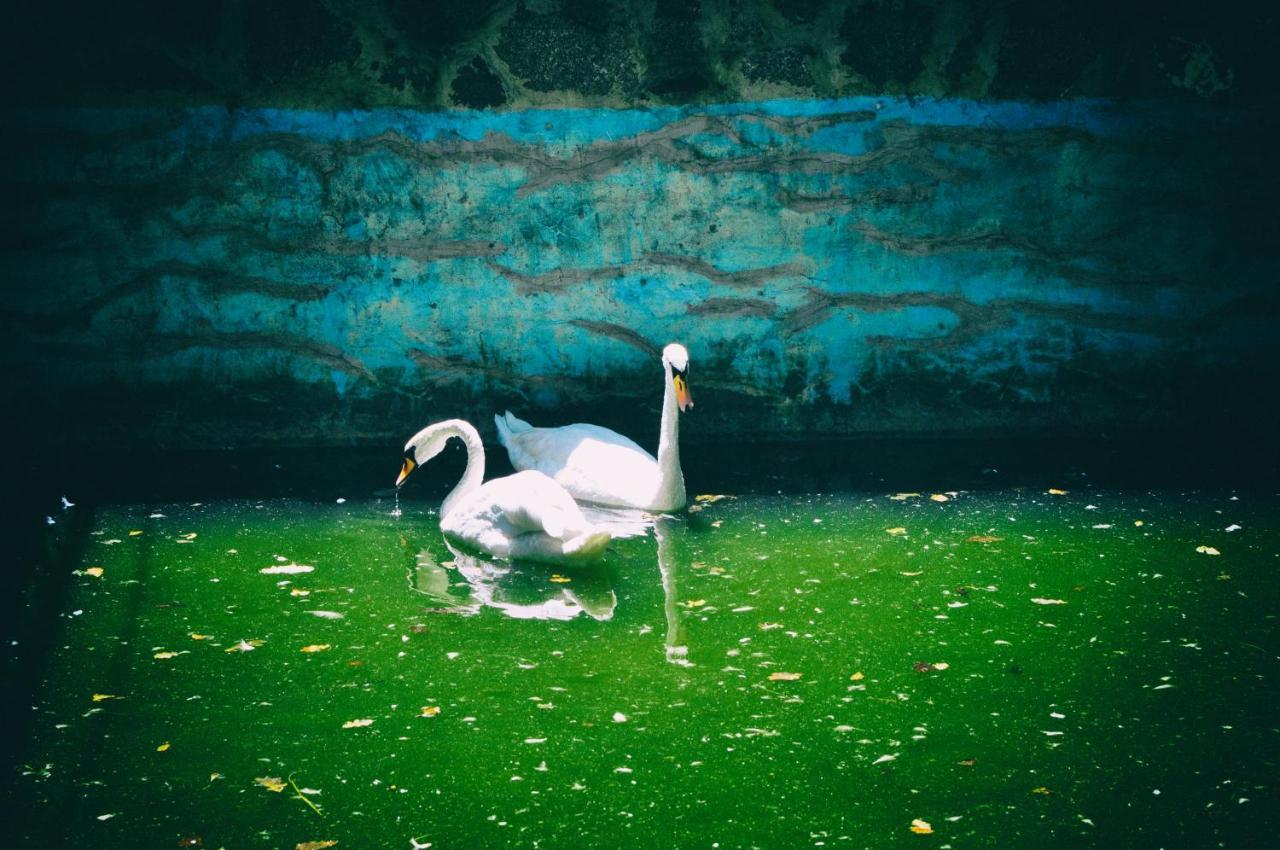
top-left (419, 706), bottom-right (441, 718)
top-left (910, 819), bottom-right (933, 834)
top-left (768, 672), bottom-right (801, 681)
top-left (1134, 520), bottom-right (1145, 527)
top-left (190, 633), bottom-right (212, 640)
top-left (1032, 786), bottom-right (1051, 795)
top-left (695, 494), bottom-right (729, 503)
top-left (549, 574), bottom-right (572, 584)
top-left (156, 741), bottom-right (170, 752)
top-left (889, 493), bottom-right (921, 501)
top-left (210, 772), bottom-right (224, 782)
top-left (966, 535), bottom-right (1002, 544)
top-left (1195, 545), bottom-right (1220, 556)
top-left (91, 693), bottom-right (118, 702)
top-left (128, 530), bottom-right (143, 536)
top-left (300, 644), bottom-right (331, 653)
top-left (850, 671), bottom-right (864, 681)
top-left (931, 662), bottom-right (949, 671)
top-left (297, 842), bottom-right (338, 850)
top-left (929, 494), bottom-right (950, 503)
top-left (681, 599), bottom-right (707, 608)
top-left (153, 651), bottom-right (184, 660)
top-left (255, 776), bottom-right (287, 792)
top-left (290, 588), bottom-right (311, 597)
top-left (1047, 488), bottom-right (1068, 495)
top-left (84, 567), bottom-right (104, 578)
top-left (342, 718), bottom-right (374, 729)
top-left (886, 527), bottom-right (907, 536)
top-left (180, 532), bottom-right (198, 541)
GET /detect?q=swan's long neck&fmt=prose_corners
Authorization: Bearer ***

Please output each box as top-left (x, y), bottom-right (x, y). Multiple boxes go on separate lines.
top-left (655, 369), bottom-right (686, 509)
top-left (436, 420), bottom-right (485, 519)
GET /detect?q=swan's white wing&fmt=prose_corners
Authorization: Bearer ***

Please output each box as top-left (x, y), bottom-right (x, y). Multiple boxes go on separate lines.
top-left (468, 471), bottom-right (588, 539)
top-left (504, 424), bottom-right (662, 508)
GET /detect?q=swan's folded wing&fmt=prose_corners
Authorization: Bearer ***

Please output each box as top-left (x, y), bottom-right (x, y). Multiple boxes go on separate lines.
top-left (481, 471), bottom-right (584, 539)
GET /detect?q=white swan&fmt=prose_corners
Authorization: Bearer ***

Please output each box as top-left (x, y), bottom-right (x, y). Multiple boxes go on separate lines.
top-left (494, 343), bottom-right (693, 512)
top-left (396, 419), bottom-right (611, 566)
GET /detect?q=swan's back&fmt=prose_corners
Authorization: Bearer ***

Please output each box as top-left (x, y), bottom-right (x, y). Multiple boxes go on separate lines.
top-left (441, 470), bottom-right (610, 564)
top-left (497, 419), bottom-right (662, 508)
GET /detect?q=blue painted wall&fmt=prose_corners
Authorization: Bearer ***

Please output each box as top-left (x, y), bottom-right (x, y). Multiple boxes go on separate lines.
top-left (3, 98), bottom-right (1276, 445)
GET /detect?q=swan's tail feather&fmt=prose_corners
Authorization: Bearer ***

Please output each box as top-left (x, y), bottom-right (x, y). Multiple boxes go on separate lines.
top-left (493, 410), bottom-right (533, 448)
top-left (561, 528), bottom-right (611, 560)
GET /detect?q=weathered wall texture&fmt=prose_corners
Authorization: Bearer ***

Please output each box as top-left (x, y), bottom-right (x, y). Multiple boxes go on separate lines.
top-left (3, 97), bottom-right (1276, 446)
top-left (2, 0), bottom-right (1270, 109)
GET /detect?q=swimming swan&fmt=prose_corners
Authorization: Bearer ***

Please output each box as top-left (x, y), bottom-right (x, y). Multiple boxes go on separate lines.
top-left (396, 419), bottom-right (611, 566)
top-left (494, 343), bottom-right (693, 512)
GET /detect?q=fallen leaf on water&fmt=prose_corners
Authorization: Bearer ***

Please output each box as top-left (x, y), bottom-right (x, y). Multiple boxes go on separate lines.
top-left (290, 588), bottom-right (311, 597)
top-left (930, 494), bottom-right (950, 503)
top-left (128, 530), bottom-right (143, 536)
top-left (768, 672), bottom-right (801, 681)
top-left (889, 493), bottom-right (920, 501)
top-left (1031, 598), bottom-right (1067, 605)
top-left (681, 599), bottom-right (707, 608)
top-left (873, 753), bottom-right (897, 765)
top-left (260, 563), bottom-right (315, 575)
top-left (966, 535), bottom-right (1002, 544)
top-left (850, 672), bottom-right (865, 681)
top-left (758, 622), bottom-right (782, 630)
top-left (256, 776), bottom-right (288, 792)
top-left (1134, 520), bottom-right (1145, 526)
top-left (695, 494), bottom-right (729, 503)
top-left (886, 527), bottom-right (907, 536)
top-left (1032, 786), bottom-right (1051, 795)
top-left (297, 842), bottom-right (338, 850)
top-left (225, 639), bottom-right (264, 653)
top-left (957, 758), bottom-right (976, 766)
top-left (910, 819), bottom-right (933, 834)
top-left (342, 718), bottom-right (374, 729)
top-left (84, 567), bottom-right (104, 578)
top-left (190, 633), bottom-right (212, 640)
top-left (913, 662), bottom-right (933, 673)
top-left (931, 662), bottom-right (949, 671)
top-left (549, 575), bottom-right (572, 584)
top-left (156, 741), bottom-right (170, 752)
top-left (306, 610), bottom-right (344, 620)
top-left (300, 645), bottom-right (331, 653)
top-left (1047, 488), bottom-right (1068, 495)
top-left (180, 532), bottom-right (198, 541)
top-left (711, 520), bottom-right (723, 528)
top-left (92, 693), bottom-right (119, 702)
top-left (153, 651), bottom-right (186, 660)
top-left (1195, 546), bottom-right (1220, 556)
top-left (209, 773), bottom-right (224, 782)
top-left (419, 706), bottom-right (441, 718)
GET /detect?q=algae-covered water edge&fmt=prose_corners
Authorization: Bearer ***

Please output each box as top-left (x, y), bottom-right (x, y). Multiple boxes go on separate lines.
top-left (8, 488), bottom-right (1278, 848)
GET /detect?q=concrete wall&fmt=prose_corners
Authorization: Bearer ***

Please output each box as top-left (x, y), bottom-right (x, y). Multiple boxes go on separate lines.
top-left (3, 96), bottom-right (1277, 447)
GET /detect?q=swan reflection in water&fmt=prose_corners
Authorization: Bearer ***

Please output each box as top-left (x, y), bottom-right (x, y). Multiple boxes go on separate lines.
top-left (412, 538), bottom-right (618, 621)
top-left (407, 506), bottom-right (695, 665)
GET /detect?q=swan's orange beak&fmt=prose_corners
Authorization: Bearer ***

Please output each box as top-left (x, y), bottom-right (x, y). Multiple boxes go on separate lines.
top-left (396, 456), bottom-right (416, 488)
top-left (673, 372), bottom-right (694, 412)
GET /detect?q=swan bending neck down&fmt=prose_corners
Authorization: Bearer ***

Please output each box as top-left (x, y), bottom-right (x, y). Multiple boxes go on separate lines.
top-left (397, 419), bottom-right (611, 566)
top-left (495, 343), bottom-right (693, 512)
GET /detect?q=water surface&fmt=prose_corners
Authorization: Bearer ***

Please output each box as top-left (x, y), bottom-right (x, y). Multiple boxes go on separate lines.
top-left (7, 484), bottom-right (1278, 848)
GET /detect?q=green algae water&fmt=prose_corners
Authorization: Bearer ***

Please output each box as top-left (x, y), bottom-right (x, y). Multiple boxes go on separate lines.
top-left (6, 481), bottom-right (1279, 848)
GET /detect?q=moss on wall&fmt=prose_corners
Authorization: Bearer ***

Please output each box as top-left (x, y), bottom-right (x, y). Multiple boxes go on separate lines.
top-left (1, 1), bottom-right (1273, 109)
